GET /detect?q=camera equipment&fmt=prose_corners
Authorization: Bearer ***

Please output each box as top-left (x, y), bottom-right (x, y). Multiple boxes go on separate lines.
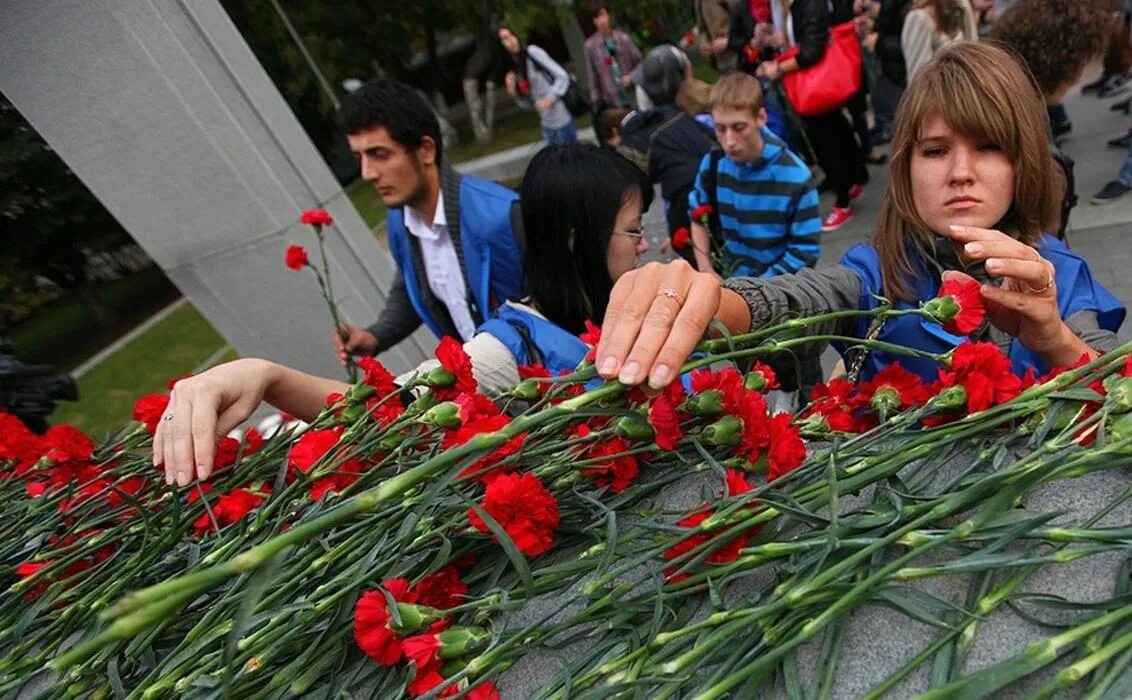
top-left (0, 338), bottom-right (79, 434)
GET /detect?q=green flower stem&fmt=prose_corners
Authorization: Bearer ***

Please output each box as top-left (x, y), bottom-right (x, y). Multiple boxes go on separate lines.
top-left (918, 602), bottom-right (1132, 700)
top-left (695, 307), bottom-right (926, 354)
top-left (1029, 626), bottom-right (1132, 699)
top-left (50, 381), bottom-right (626, 670)
top-left (312, 233), bottom-right (356, 383)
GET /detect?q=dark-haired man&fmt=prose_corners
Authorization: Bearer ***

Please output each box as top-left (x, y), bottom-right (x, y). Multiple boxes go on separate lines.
top-left (333, 79), bottom-right (524, 363)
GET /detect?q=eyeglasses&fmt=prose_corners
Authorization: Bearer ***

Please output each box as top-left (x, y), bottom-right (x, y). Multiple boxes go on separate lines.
top-left (614, 225), bottom-right (646, 240)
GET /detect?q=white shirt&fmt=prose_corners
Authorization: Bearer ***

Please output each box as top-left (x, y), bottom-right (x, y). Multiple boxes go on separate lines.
top-left (402, 192), bottom-right (478, 342)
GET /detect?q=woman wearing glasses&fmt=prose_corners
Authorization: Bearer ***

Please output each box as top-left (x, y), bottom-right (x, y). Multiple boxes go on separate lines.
top-left (156, 144), bottom-right (652, 486)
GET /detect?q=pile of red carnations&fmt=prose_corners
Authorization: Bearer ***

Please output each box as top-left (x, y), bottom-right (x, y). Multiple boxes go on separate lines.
top-left (3, 279), bottom-right (1132, 698)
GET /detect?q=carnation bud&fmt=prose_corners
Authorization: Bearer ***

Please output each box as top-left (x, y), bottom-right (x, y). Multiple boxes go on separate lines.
top-left (436, 626), bottom-right (491, 659)
top-left (340, 402), bottom-right (370, 423)
top-left (378, 432), bottom-right (407, 451)
top-left (681, 390), bottom-right (725, 417)
top-left (869, 386), bottom-right (901, 417)
top-left (345, 382), bottom-right (376, 403)
top-left (426, 367), bottom-right (457, 388)
top-left (702, 415), bottom-right (744, 447)
top-left (614, 414), bottom-right (654, 442)
top-left (423, 402), bottom-right (462, 429)
top-left (921, 295), bottom-right (961, 327)
top-left (798, 413), bottom-right (831, 434)
top-left (1104, 375), bottom-right (1132, 414)
top-left (744, 370), bottom-right (770, 392)
top-left (407, 392), bottom-right (438, 415)
top-left (934, 385), bottom-right (968, 410)
top-left (1109, 412), bottom-right (1132, 443)
top-left (510, 379), bottom-right (543, 402)
top-left (393, 602), bottom-right (443, 632)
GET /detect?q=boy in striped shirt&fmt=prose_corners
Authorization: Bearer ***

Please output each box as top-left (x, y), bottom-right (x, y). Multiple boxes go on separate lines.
top-left (688, 72), bottom-right (821, 280)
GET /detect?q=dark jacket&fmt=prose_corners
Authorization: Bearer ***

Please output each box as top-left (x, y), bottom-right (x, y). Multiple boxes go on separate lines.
top-left (790, 0), bottom-right (833, 69)
top-left (875, 0), bottom-right (913, 86)
top-left (368, 165), bottom-right (524, 350)
top-left (618, 104), bottom-right (716, 237)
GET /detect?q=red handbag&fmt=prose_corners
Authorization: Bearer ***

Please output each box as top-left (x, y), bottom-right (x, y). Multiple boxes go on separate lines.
top-left (777, 21), bottom-right (862, 117)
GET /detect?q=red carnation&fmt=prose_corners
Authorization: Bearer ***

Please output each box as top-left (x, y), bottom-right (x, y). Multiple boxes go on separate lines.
top-left (691, 203), bottom-right (713, 222)
top-left (413, 566), bottom-right (468, 610)
top-left (804, 378), bottom-right (864, 433)
top-left (358, 356), bottom-right (397, 396)
top-left (132, 393), bottom-right (170, 435)
top-left (663, 509), bottom-right (748, 582)
top-left (604, 55), bottom-right (614, 66)
top-left (766, 414), bottom-right (806, 482)
top-left (0, 413), bottom-right (42, 475)
top-left (212, 436), bottom-right (242, 472)
top-left (671, 226), bottom-right (691, 251)
top-left (287, 427), bottom-right (342, 477)
top-left (467, 471), bottom-right (560, 557)
top-left (574, 425), bottom-right (641, 493)
top-left (935, 276), bottom-right (986, 336)
top-left (193, 484), bottom-right (270, 536)
top-left (518, 79), bottom-right (531, 95)
top-left (937, 341), bottom-right (1022, 413)
top-left (443, 413), bottom-right (524, 484)
top-left (726, 468), bottom-right (755, 496)
top-left (42, 425), bottom-right (94, 464)
top-left (432, 337), bottom-right (477, 400)
top-left (354, 578), bottom-right (416, 665)
top-left (648, 381), bottom-right (687, 450)
top-left (285, 244), bottom-right (309, 271)
top-left (310, 471), bottom-right (360, 501)
top-left (579, 319), bottom-right (603, 362)
top-left (300, 208), bottom-right (333, 227)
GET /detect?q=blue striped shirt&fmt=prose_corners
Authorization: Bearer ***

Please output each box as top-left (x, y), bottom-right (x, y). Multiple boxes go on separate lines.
top-left (689, 129), bottom-right (821, 278)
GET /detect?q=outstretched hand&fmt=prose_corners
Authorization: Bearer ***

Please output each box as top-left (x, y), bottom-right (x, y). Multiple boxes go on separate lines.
top-left (154, 359), bottom-right (275, 487)
top-left (943, 225), bottom-right (1090, 365)
top-left (594, 261), bottom-right (751, 390)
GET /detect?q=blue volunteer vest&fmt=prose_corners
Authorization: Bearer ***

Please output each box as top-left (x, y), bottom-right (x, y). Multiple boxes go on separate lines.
top-left (835, 237), bottom-right (1126, 383)
top-left (386, 175), bottom-right (523, 339)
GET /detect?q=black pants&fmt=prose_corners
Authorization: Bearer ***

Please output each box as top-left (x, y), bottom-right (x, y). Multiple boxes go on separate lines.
top-left (803, 108), bottom-right (865, 209)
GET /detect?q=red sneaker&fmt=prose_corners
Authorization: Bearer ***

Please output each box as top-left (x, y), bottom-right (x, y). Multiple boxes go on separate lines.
top-left (821, 206), bottom-right (854, 232)
top-left (849, 184), bottom-right (864, 201)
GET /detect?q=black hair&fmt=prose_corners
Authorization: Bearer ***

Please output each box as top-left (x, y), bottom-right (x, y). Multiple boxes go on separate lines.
top-left (497, 24), bottom-right (529, 82)
top-left (521, 144), bottom-right (652, 335)
top-left (337, 79), bottom-right (443, 162)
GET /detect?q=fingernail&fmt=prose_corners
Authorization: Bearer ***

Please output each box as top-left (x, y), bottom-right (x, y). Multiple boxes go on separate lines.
top-left (619, 361), bottom-right (641, 384)
top-left (165, 472), bottom-right (173, 486)
top-left (964, 242), bottom-right (982, 255)
top-left (949, 224), bottom-right (966, 232)
top-left (986, 258), bottom-right (1002, 271)
top-left (198, 465), bottom-right (210, 481)
top-left (599, 356), bottom-right (618, 376)
top-left (178, 471), bottom-right (190, 487)
top-left (648, 364), bottom-right (671, 389)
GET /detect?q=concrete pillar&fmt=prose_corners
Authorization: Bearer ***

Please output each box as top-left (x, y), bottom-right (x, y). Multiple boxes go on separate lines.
top-left (0, 0), bottom-right (433, 377)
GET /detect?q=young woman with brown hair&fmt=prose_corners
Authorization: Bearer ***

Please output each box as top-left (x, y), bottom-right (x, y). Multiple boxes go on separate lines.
top-left (593, 41), bottom-right (1124, 390)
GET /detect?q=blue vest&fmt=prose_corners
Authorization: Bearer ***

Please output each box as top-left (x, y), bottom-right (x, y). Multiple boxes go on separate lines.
top-left (478, 304), bottom-right (590, 376)
top-left (386, 175), bottom-right (524, 338)
top-left (835, 237), bottom-right (1126, 383)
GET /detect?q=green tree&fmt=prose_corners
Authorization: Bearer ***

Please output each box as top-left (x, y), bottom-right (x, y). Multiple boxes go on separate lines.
top-left (0, 94), bottom-right (130, 330)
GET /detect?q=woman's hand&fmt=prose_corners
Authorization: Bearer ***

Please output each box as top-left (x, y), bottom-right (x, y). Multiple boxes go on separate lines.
top-left (504, 71), bottom-right (518, 96)
top-left (154, 359), bottom-right (277, 487)
top-left (535, 96), bottom-right (555, 113)
top-left (595, 261), bottom-right (750, 390)
top-left (756, 60), bottom-right (782, 81)
top-left (943, 225), bottom-right (1091, 365)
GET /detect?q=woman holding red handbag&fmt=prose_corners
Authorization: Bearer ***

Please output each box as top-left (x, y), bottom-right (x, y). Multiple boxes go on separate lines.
top-left (758, 0), bottom-right (867, 232)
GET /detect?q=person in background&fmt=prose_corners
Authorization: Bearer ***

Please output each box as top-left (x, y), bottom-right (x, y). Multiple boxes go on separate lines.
top-left (593, 42), bottom-right (1123, 395)
top-left (499, 25), bottom-right (578, 145)
top-left (584, 2), bottom-right (643, 124)
top-left (619, 45), bottom-right (716, 265)
top-left (694, 0), bottom-right (739, 73)
top-left (990, 0), bottom-right (1113, 233)
top-left (597, 107), bottom-right (632, 148)
top-left (332, 79), bottom-right (524, 363)
top-left (901, 0), bottom-right (978, 81)
top-left (687, 72), bottom-right (823, 397)
top-left (155, 145), bottom-right (654, 486)
top-left (865, 0), bottom-right (915, 145)
top-left (757, 0), bottom-right (868, 232)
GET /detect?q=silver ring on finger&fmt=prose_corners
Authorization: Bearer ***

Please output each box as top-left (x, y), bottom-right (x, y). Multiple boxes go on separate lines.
top-left (656, 288), bottom-right (683, 305)
top-left (163, 413), bottom-right (175, 422)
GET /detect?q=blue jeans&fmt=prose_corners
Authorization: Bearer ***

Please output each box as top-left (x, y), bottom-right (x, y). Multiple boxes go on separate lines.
top-left (1120, 142), bottom-right (1132, 187)
top-left (542, 121), bottom-right (577, 145)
